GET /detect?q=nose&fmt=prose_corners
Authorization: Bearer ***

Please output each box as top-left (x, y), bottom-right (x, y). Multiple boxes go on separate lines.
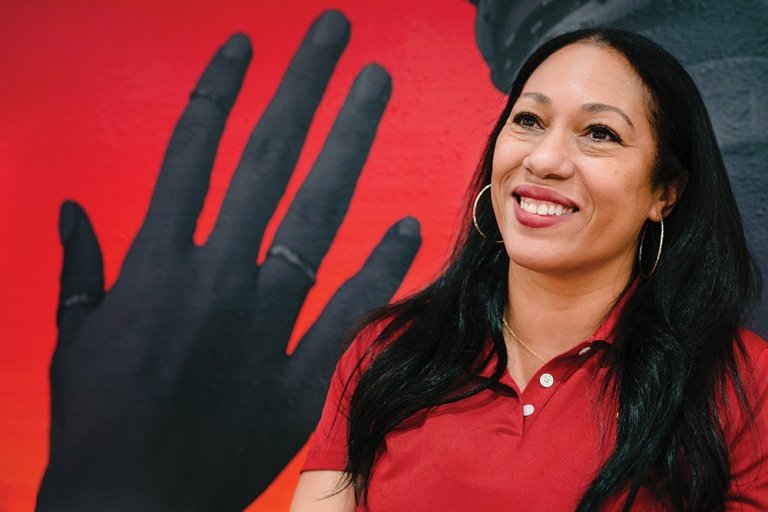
top-left (521, 129), bottom-right (575, 180)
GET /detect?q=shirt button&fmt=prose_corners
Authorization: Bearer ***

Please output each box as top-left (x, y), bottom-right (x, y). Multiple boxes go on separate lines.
top-left (523, 404), bottom-right (535, 416)
top-left (539, 373), bottom-right (554, 388)
top-left (578, 346), bottom-right (592, 356)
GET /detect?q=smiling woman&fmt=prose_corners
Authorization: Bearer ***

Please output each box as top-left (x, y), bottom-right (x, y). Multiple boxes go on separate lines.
top-left (292, 29), bottom-right (766, 511)
top-left (494, 44), bottom-right (667, 283)
top-left (492, 43), bottom-right (675, 389)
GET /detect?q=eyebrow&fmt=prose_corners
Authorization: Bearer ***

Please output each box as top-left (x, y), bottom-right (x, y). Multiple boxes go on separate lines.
top-left (519, 93), bottom-right (635, 127)
top-left (582, 102), bottom-right (634, 127)
top-left (520, 92), bottom-right (550, 105)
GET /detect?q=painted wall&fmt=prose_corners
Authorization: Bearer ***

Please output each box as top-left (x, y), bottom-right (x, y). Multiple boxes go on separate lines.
top-left (0, 1), bottom-right (764, 510)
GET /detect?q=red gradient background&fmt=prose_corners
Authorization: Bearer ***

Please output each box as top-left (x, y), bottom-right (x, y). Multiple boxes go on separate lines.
top-left (0, 0), bottom-right (503, 509)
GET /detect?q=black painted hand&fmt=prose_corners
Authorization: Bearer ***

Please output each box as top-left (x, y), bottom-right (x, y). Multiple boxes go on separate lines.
top-left (37, 10), bottom-right (420, 511)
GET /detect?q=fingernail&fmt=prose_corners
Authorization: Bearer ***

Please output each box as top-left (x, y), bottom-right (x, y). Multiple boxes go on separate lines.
top-left (352, 64), bottom-right (391, 102)
top-left (60, 200), bottom-right (77, 243)
top-left (221, 33), bottom-right (252, 59)
top-left (311, 10), bottom-right (349, 45)
top-left (397, 216), bottom-right (420, 237)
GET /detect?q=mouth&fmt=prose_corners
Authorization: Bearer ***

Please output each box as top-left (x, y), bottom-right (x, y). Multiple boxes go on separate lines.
top-left (511, 184), bottom-right (580, 221)
top-left (515, 194), bottom-right (577, 217)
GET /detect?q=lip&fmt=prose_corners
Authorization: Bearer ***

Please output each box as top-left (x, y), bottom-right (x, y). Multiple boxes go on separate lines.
top-left (512, 184), bottom-right (579, 209)
top-left (511, 184), bottom-right (579, 229)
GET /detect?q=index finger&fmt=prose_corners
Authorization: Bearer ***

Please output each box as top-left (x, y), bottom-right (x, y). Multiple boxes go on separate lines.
top-left (136, 34), bottom-right (252, 252)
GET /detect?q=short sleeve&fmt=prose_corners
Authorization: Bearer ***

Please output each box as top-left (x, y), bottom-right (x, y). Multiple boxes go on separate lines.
top-left (726, 330), bottom-right (768, 510)
top-left (301, 323), bottom-right (381, 472)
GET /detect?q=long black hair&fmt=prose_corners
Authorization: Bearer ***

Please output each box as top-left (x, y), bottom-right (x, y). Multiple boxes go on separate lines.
top-left (344, 29), bottom-right (761, 510)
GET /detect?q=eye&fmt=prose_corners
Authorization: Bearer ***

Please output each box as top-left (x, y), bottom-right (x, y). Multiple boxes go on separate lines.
top-left (512, 112), bottom-right (541, 130)
top-left (587, 124), bottom-right (622, 143)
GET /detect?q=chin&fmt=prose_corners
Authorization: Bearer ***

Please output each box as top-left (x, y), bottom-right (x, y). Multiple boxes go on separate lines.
top-left (505, 247), bottom-right (570, 274)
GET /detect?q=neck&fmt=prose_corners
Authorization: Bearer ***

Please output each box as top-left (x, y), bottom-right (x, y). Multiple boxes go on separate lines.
top-left (505, 262), bottom-right (633, 357)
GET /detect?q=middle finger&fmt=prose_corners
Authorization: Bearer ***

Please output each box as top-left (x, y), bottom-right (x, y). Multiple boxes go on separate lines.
top-left (207, 10), bottom-right (350, 261)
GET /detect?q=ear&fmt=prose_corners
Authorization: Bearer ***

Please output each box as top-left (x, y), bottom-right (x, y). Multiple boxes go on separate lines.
top-left (648, 173), bottom-right (687, 222)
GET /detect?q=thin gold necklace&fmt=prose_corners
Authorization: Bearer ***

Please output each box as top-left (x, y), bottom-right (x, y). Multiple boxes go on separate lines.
top-left (501, 315), bottom-right (547, 363)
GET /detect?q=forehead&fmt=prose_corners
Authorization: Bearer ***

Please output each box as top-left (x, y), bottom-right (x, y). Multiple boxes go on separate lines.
top-left (520, 42), bottom-right (650, 115)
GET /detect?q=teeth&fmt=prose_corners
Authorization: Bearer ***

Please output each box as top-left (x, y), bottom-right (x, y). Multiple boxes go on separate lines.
top-left (519, 197), bottom-right (574, 216)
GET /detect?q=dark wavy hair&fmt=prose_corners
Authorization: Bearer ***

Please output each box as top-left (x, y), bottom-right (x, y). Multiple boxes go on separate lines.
top-left (344, 29), bottom-right (761, 510)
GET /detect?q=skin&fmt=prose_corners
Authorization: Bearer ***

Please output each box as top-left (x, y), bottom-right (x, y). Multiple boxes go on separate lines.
top-left (290, 471), bottom-right (356, 512)
top-left (493, 43), bottom-right (679, 388)
top-left (292, 42), bottom-right (682, 509)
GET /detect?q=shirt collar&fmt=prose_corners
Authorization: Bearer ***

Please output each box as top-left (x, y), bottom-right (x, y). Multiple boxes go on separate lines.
top-left (479, 278), bottom-right (638, 377)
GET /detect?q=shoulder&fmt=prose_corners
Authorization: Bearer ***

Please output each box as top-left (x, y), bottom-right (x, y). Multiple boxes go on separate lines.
top-left (726, 328), bottom-right (768, 411)
top-left (302, 319), bottom-right (394, 472)
top-left (324, 315), bottom-right (402, 411)
top-left (724, 329), bottom-right (767, 438)
top-left (736, 329), bottom-right (768, 418)
top-left (335, 317), bottom-right (393, 381)
top-left (735, 328), bottom-right (768, 382)
top-left (715, 329), bottom-right (767, 445)
top-left (738, 328), bottom-right (768, 353)
top-left (726, 329), bottom-right (768, 505)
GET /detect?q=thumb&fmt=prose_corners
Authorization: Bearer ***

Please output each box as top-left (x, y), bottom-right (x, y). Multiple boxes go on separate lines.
top-left (57, 200), bottom-right (104, 344)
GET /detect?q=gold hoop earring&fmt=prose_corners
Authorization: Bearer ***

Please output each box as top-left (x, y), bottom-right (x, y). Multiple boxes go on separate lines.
top-left (638, 218), bottom-right (664, 277)
top-left (472, 184), bottom-right (503, 243)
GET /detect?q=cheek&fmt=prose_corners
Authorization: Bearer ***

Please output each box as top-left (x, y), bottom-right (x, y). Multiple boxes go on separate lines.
top-left (586, 162), bottom-right (653, 203)
top-left (489, 182), bottom-right (504, 228)
top-left (586, 174), bottom-right (655, 233)
top-left (491, 142), bottom-right (505, 179)
top-left (491, 142), bottom-right (525, 185)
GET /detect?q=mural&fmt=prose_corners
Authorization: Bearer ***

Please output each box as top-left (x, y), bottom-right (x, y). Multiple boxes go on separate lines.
top-left (0, 1), bottom-right (765, 510)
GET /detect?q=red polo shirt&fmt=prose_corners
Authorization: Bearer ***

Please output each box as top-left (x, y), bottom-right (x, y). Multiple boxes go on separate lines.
top-left (302, 306), bottom-right (768, 511)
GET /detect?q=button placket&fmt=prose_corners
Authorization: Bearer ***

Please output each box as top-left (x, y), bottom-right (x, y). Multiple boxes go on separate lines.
top-left (518, 353), bottom-right (583, 429)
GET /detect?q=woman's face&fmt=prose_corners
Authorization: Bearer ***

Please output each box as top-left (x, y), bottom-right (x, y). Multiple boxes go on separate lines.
top-left (491, 42), bottom-right (670, 278)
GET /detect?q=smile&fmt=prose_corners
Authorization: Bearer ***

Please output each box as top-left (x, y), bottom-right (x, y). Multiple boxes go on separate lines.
top-left (518, 196), bottom-right (575, 217)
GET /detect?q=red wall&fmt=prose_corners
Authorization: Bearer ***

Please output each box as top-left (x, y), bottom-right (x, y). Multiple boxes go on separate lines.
top-left (0, 1), bottom-right (502, 509)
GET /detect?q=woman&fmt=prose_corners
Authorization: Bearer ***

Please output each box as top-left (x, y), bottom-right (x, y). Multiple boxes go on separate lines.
top-left (291, 28), bottom-right (766, 511)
